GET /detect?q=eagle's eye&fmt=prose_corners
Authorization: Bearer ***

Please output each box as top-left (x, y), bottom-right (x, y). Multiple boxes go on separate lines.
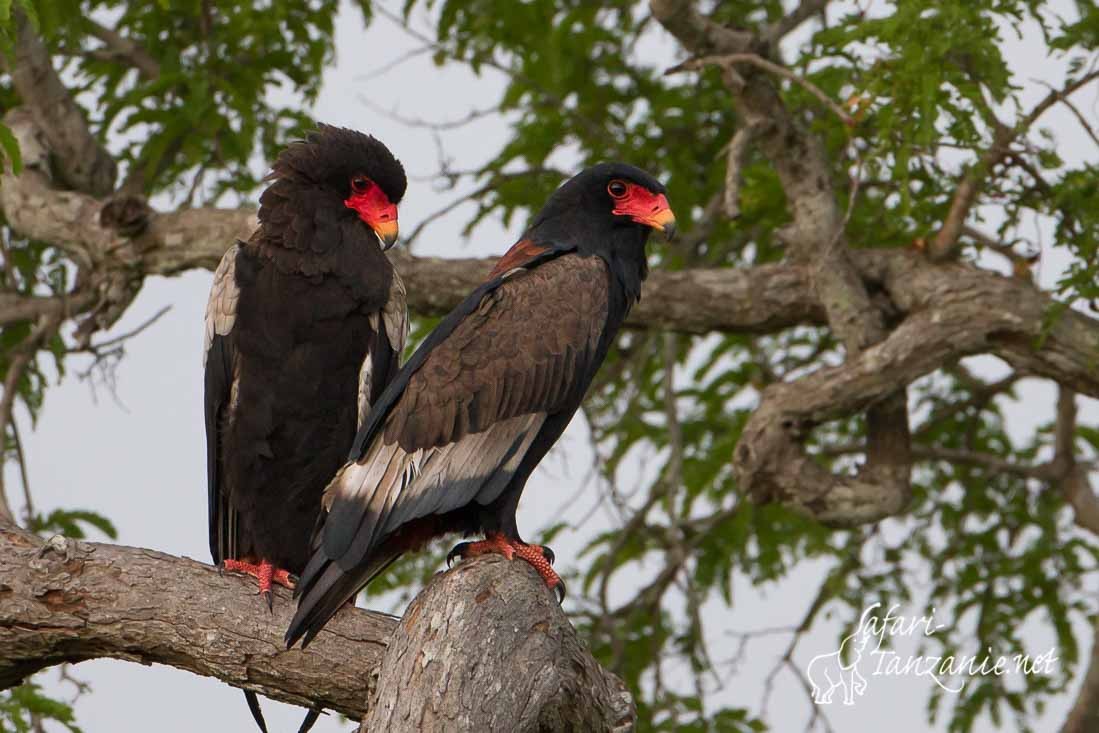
top-left (607, 180), bottom-right (628, 198)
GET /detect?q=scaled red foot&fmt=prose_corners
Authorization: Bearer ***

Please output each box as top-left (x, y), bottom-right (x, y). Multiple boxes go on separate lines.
top-left (222, 558), bottom-right (296, 610)
top-left (447, 534), bottom-right (566, 602)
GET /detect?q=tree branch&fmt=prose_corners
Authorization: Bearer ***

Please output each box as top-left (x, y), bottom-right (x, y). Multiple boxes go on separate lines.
top-left (5, 10), bottom-right (116, 196)
top-left (930, 69), bottom-right (1099, 261)
top-left (1062, 614), bottom-right (1099, 733)
top-left (363, 555), bottom-right (635, 732)
top-left (0, 528), bottom-right (393, 715)
top-left (734, 253), bottom-right (1099, 524)
top-left (763, 0), bottom-right (831, 45)
top-left (0, 528), bottom-right (632, 731)
top-left (84, 19), bottom-right (161, 80)
top-left (666, 53), bottom-right (854, 127)
top-left (653, 0), bottom-right (912, 523)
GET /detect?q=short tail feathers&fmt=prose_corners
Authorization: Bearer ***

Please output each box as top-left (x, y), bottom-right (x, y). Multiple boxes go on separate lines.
top-left (284, 546), bottom-right (402, 649)
top-left (244, 691), bottom-right (269, 733)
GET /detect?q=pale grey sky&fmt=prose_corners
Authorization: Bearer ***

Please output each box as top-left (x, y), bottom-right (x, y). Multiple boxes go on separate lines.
top-left (11, 1), bottom-right (1099, 731)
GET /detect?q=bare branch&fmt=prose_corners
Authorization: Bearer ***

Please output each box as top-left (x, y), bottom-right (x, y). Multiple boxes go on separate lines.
top-left (764, 0), bottom-right (831, 45)
top-left (666, 53), bottom-right (855, 127)
top-left (735, 253), bottom-right (1099, 524)
top-left (0, 316), bottom-right (61, 528)
top-left (84, 19), bottom-right (161, 80)
top-left (930, 68), bottom-right (1099, 261)
top-left (0, 291), bottom-right (98, 329)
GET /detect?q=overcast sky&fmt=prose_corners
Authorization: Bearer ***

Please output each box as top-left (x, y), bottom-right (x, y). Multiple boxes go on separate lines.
top-left (9, 1), bottom-right (1099, 731)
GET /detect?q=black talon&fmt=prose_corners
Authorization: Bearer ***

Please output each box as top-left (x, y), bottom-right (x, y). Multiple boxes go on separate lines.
top-left (262, 590), bottom-right (274, 613)
top-left (540, 546), bottom-right (555, 565)
top-left (446, 542), bottom-right (471, 568)
top-left (553, 579), bottom-right (567, 604)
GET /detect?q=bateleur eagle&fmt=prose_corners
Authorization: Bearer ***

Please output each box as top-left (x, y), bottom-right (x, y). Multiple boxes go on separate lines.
top-left (203, 125), bottom-right (406, 731)
top-left (285, 162), bottom-right (675, 649)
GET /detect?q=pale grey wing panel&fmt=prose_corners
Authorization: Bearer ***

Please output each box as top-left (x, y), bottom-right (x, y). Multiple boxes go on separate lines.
top-left (203, 243), bottom-right (241, 366)
top-left (321, 412), bottom-right (546, 568)
top-left (357, 269), bottom-right (409, 430)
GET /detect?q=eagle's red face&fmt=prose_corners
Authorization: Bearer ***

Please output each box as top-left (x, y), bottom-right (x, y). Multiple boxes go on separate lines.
top-left (344, 175), bottom-right (399, 249)
top-left (607, 179), bottom-right (677, 239)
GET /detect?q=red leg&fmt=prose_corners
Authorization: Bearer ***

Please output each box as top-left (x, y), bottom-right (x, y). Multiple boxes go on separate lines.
top-left (222, 558), bottom-right (296, 610)
top-left (447, 534), bottom-right (565, 602)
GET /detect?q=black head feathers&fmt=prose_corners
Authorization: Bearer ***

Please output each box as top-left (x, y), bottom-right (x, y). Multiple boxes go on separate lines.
top-left (527, 162), bottom-right (672, 248)
top-left (268, 124), bottom-right (407, 205)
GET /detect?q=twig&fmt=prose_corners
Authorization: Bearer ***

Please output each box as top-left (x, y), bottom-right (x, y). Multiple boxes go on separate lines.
top-left (665, 53), bottom-right (855, 127)
top-left (0, 315), bottom-right (60, 526)
top-left (1033, 78), bottom-right (1099, 149)
top-left (764, 0), bottom-right (831, 45)
top-left (930, 67), bottom-right (1099, 260)
top-left (356, 44), bottom-right (434, 82)
top-left (357, 95), bottom-right (498, 132)
top-left (75, 305), bottom-right (171, 353)
top-left (84, 18), bottom-right (161, 80)
top-left (11, 420), bottom-right (33, 526)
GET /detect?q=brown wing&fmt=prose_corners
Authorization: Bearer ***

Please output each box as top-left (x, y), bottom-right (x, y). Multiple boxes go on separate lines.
top-left (385, 252), bottom-right (606, 452)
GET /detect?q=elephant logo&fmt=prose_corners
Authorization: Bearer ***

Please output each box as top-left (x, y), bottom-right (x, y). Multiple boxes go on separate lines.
top-left (806, 625), bottom-right (872, 705)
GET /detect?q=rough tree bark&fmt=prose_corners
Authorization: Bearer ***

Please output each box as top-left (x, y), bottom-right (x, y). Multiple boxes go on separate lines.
top-left (0, 527), bottom-right (633, 731)
top-left (363, 555), bottom-right (634, 732)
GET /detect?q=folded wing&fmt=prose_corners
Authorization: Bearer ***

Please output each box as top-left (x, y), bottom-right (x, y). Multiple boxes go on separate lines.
top-left (288, 250), bottom-right (610, 647)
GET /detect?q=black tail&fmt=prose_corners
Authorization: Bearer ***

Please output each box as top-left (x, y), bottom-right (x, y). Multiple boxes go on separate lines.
top-left (244, 690), bottom-right (269, 733)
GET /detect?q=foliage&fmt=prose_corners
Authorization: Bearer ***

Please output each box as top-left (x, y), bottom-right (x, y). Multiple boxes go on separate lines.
top-left (1, 1), bottom-right (1098, 731)
top-left (0, 681), bottom-right (82, 733)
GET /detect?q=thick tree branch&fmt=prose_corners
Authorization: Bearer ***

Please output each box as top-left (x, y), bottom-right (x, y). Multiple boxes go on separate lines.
top-left (5, 11), bottom-right (116, 196)
top-left (735, 254), bottom-right (1099, 524)
top-left (0, 528), bottom-right (393, 716)
top-left (653, 0), bottom-right (912, 522)
top-left (0, 529), bottom-right (631, 731)
top-left (364, 555), bottom-right (635, 732)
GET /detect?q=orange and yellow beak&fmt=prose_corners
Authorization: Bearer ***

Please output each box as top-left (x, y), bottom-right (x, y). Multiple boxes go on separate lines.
top-left (345, 189), bottom-right (400, 250)
top-left (633, 201), bottom-right (677, 241)
top-left (366, 210), bottom-right (399, 250)
top-left (613, 189), bottom-right (677, 241)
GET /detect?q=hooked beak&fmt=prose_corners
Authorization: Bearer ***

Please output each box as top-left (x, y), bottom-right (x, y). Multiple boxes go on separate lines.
top-left (643, 207), bottom-right (677, 241)
top-left (631, 199), bottom-right (677, 241)
top-left (371, 219), bottom-right (399, 250)
top-left (615, 190), bottom-right (677, 241)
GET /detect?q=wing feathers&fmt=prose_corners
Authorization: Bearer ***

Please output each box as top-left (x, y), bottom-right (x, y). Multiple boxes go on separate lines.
top-left (290, 253), bottom-right (610, 647)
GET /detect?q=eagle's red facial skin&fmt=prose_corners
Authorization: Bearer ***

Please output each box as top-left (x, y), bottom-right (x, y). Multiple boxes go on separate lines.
top-left (345, 183), bottom-right (399, 248)
top-left (610, 182), bottom-right (676, 238)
